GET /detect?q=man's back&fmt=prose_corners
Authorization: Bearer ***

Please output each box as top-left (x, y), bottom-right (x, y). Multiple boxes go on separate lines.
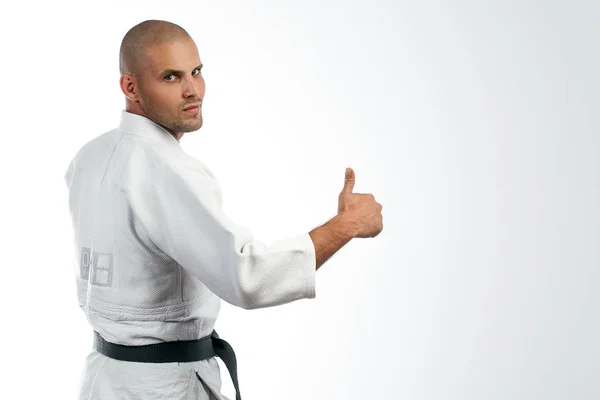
top-left (64, 112), bottom-right (224, 345)
top-left (64, 110), bottom-right (318, 399)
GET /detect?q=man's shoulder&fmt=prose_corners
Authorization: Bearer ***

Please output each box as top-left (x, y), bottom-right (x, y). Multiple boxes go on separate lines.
top-left (68, 129), bottom-right (119, 161)
top-left (140, 144), bottom-right (215, 178)
top-left (66, 126), bottom-right (218, 189)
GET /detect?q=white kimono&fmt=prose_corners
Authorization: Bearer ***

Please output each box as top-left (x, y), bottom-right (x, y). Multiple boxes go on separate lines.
top-left (64, 110), bottom-right (317, 399)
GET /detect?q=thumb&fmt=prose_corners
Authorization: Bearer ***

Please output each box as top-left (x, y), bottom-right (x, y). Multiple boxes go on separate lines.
top-left (342, 167), bottom-right (355, 193)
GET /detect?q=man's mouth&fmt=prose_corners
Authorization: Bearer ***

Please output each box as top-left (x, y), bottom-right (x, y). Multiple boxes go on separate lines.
top-left (183, 104), bottom-right (200, 113)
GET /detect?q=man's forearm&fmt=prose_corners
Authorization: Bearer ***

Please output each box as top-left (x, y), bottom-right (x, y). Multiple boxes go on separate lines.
top-left (309, 213), bottom-right (358, 270)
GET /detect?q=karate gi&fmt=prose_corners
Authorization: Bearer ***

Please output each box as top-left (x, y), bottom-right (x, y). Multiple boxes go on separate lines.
top-left (64, 110), bottom-right (317, 399)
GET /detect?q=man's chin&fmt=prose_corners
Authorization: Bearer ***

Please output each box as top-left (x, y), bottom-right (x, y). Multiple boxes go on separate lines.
top-left (178, 119), bottom-right (203, 133)
top-left (187, 121), bottom-right (203, 133)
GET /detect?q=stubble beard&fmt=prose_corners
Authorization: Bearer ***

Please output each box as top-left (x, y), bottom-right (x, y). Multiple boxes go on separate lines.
top-left (170, 111), bottom-right (203, 133)
top-left (141, 94), bottom-right (203, 135)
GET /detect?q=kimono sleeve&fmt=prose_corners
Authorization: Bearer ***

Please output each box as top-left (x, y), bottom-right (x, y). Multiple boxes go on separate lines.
top-left (131, 162), bottom-right (316, 310)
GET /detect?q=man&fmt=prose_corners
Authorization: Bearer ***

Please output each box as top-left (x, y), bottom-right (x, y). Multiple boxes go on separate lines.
top-left (64, 19), bottom-right (383, 400)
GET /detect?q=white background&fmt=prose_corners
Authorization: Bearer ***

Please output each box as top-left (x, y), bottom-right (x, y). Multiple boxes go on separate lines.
top-left (1, 0), bottom-right (598, 399)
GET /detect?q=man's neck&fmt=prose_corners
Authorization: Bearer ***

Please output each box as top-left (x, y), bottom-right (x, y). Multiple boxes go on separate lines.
top-left (161, 124), bottom-right (183, 142)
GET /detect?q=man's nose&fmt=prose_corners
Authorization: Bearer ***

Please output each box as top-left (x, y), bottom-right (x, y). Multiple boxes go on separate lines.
top-left (182, 77), bottom-right (202, 97)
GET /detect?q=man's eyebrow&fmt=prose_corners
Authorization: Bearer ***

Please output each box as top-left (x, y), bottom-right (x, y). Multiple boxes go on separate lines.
top-left (159, 64), bottom-right (203, 76)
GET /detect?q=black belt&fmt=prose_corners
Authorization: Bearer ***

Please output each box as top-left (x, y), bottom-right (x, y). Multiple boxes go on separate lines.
top-left (93, 330), bottom-right (241, 400)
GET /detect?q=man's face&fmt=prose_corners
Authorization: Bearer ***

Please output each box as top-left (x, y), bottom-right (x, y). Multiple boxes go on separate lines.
top-left (136, 38), bottom-right (205, 134)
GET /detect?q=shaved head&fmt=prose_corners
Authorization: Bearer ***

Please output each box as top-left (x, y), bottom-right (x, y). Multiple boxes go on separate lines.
top-left (119, 20), bottom-right (192, 77)
top-left (118, 19), bottom-right (205, 140)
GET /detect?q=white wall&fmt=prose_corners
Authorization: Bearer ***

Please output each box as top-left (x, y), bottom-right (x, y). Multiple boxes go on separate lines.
top-left (1, 0), bottom-right (598, 399)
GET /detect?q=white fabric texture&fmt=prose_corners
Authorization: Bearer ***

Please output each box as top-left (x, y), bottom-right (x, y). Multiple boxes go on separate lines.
top-left (64, 110), bottom-right (317, 399)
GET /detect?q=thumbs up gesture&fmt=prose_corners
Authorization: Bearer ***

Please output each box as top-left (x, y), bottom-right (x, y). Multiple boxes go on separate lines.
top-left (338, 168), bottom-right (383, 238)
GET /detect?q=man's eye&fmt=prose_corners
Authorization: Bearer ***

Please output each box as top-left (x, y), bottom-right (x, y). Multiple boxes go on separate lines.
top-left (192, 68), bottom-right (201, 76)
top-left (165, 74), bottom-right (176, 81)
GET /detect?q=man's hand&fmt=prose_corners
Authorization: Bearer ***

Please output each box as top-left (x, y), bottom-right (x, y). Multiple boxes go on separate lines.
top-left (338, 168), bottom-right (383, 238)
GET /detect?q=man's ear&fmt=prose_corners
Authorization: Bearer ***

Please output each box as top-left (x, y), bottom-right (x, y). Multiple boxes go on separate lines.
top-left (119, 74), bottom-right (139, 101)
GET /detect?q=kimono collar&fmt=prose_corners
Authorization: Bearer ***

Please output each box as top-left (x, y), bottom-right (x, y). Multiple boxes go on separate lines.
top-left (118, 110), bottom-right (182, 147)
